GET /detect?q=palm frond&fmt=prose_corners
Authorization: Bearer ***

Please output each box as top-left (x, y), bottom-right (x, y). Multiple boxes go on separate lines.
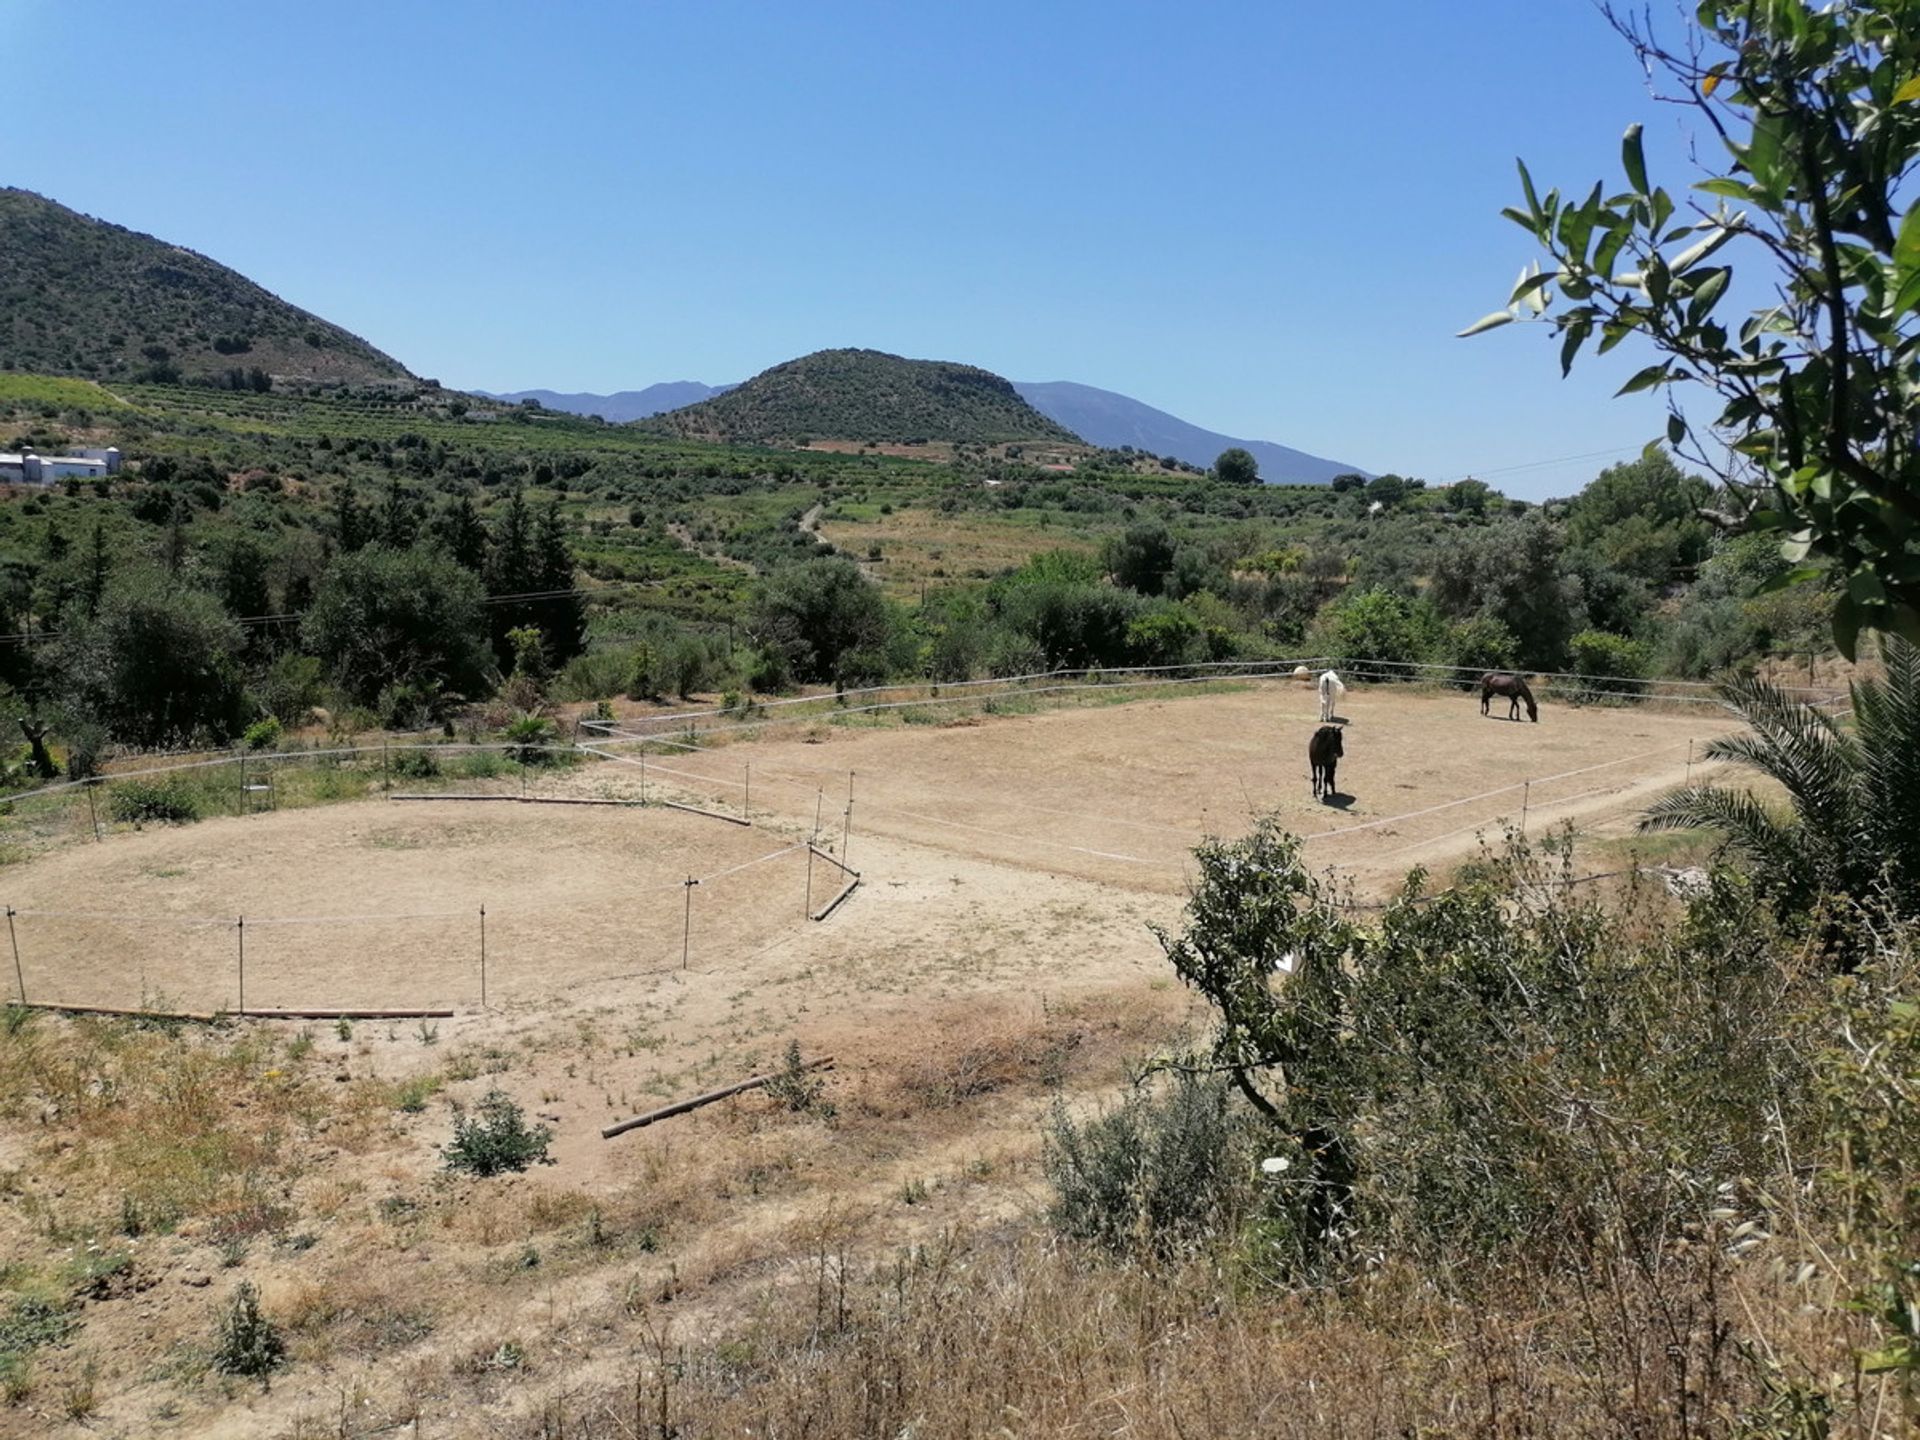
top-left (1701, 674), bottom-right (1857, 853)
top-left (1639, 784), bottom-right (1813, 898)
top-left (1851, 635), bottom-right (1920, 909)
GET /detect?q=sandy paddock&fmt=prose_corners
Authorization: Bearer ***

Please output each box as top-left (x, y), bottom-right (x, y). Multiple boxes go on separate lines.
top-left (1, 802), bottom-right (814, 1014)
top-left (0, 681), bottom-right (1735, 1016)
top-left (601, 678), bottom-right (1741, 893)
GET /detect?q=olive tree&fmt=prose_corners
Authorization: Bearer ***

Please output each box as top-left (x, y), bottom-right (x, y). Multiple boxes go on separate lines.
top-left (1465, 1), bottom-right (1920, 654)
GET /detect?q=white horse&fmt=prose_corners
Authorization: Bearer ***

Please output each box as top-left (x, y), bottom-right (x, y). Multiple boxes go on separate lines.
top-left (1318, 669), bottom-right (1345, 723)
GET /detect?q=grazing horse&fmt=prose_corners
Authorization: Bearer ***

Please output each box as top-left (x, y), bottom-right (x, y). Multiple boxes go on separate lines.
top-left (1309, 724), bottom-right (1344, 800)
top-left (1479, 672), bottom-right (1539, 723)
top-left (1318, 669), bottom-right (1346, 723)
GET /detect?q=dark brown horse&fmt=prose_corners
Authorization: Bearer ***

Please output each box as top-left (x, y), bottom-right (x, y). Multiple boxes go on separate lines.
top-left (1309, 724), bottom-right (1344, 800)
top-left (1479, 672), bottom-right (1538, 722)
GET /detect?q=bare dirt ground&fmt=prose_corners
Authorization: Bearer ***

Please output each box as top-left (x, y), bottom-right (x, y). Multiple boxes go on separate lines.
top-left (601, 679), bottom-right (1742, 895)
top-left (0, 681), bottom-right (1746, 1437)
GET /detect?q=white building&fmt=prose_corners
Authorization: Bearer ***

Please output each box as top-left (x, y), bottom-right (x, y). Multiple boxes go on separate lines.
top-left (0, 446), bottom-right (120, 485)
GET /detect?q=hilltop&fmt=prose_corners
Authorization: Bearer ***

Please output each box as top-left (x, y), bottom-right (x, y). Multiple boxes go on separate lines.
top-left (642, 348), bottom-right (1081, 447)
top-left (0, 188), bottom-right (411, 386)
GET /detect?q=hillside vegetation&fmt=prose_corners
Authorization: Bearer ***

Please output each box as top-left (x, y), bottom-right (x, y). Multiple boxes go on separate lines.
top-left (642, 347), bottom-right (1082, 447)
top-left (0, 189), bottom-right (411, 387)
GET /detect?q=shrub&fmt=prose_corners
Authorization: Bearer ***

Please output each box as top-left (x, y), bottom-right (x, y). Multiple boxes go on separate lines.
top-left (211, 1281), bottom-right (284, 1378)
top-left (1445, 615), bottom-right (1518, 687)
top-left (764, 1040), bottom-right (833, 1117)
top-left (390, 747), bottom-right (441, 780)
top-left (442, 1089), bottom-right (552, 1177)
top-left (1564, 629), bottom-right (1651, 701)
top-left (241, 717), bottom-right (282, 752)
top-left (503, 714), bottom-right (556, 765)
top-left (1043, 1075), bottom-right (1257, 1258)
top-left (108, 779), bottom-right (200, 825)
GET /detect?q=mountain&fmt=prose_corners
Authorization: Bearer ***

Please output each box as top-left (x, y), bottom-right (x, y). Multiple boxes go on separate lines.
top-left (1012, 380), bottom-right (1366, 484)
top-left (0, 188), bottom-right (411, 386)
top-left (641, 348), bottom-right (1080, 447)
top-left (478, 381), bottom-right (732, 423)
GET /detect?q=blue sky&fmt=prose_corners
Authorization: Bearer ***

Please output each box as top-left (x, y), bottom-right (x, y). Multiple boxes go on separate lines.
top-left (6, 1), bottom-right (1705, 497)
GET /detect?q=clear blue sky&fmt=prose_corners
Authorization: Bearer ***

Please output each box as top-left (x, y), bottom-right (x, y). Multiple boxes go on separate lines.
top-left (6, 1), bottom-right (1701, 497)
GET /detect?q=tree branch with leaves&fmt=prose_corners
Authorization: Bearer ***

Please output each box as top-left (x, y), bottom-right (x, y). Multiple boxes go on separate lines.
top-left (1464, 0), bottom-right (1920, 655)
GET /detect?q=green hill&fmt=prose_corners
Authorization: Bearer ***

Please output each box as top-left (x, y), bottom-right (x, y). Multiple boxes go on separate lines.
top-left (642, 348), bottom-right (1082, 447)
top-left (0, 188), bottom-right (412, 386)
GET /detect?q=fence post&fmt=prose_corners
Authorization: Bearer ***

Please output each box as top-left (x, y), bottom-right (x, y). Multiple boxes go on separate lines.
top-left (844, 771), bottom-right (855, 869)
top-left (1685, 739), bottom-right (1694, 787)
top-left (1520, 781), bottom-right (1530, 835)
top-left (238, 752), bottom-right (247, 816)
top-left (236, 916), bottom-right (246, 1016)
top-left (743, 763), bottom-right (751, 824)
top-left (479, 905), bottom-right (487, 1008)
top-left (640, 748), bottom-right (647, 806)
top-left (383, 738), bottom-right (391, 792)
top-left (6, 906), bottom-right (23, 1004)
top-left (682, 877), bottom-right (697, 971)
top-left (805, 843), bottom-right (815, 918)
top-left (86, 780), bottom-right (101, 842)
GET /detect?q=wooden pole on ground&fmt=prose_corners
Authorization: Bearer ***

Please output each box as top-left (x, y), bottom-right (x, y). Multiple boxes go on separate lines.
top-left (6, 907), bottom-right (23, 1004)
top-left (601, 1057), bottom-right (834, 1139)
top-left (236, 916), bottom-right (246, 1016)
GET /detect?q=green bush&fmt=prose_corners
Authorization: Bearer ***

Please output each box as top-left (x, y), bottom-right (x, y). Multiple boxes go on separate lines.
top-left (503, 715), bottom-right (557, 765)
top-left (1043, 1075), bottom-right (1259, 1258)
top-left (390, 747), bottom-right (441, 780)
top-left (443, 1089), bottom-right (552, 1177)
top-left (211, 1281), bottom-right (284, 1378)
top-left (241, 716), bottom-right (282, 752)
top-left (1445, 615), bottom-right (1518, 687)
top-left (1564, 629), bottom-right (1651, 701)
top-left (108, 779), bottom-right (201, 825)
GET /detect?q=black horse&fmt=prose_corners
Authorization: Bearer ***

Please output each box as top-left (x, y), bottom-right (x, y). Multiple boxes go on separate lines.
top-left (1309, 724), bottom-right (1344, 800)
top-left (1479, 672), bottom-right (1539, 723)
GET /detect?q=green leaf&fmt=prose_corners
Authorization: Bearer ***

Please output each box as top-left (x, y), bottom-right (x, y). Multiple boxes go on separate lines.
top-left (1670, 225), bottom-right (1734, 273)
top-left (1509, 267), bottom-right (1556, 310)
top-left (1622, 123), bottom-right (1649, 194)
top-left (1516, 157), bottom-right (1541, 219)
top-left (1695, 177), bottom-right (1760, 202)
top-left (1895, 75), bottom-right (1920, 104)
top-left (1667, 412), bottom-right (1688, 446)
top-left (1616, 363), bottom-right (1672, 396)
top-left (1894, 201), bottom-right (1920, 316)
top-left (1457, 310), bottom-right (1517, 338)
top-left (1559, 316), bottom-right (1592, 377)
top-left (1689, 266), bottom-right (1731, 316)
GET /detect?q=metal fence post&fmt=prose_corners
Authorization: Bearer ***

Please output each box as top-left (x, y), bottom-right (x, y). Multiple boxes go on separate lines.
top-left (86, 780), bottom-right (101, 842)
top-left (236, 916), bottom-right (246, 1015)
top-left (682, 878), bottom-right (697, 971)
top-left (479, 905), bottom-right (487, 1008)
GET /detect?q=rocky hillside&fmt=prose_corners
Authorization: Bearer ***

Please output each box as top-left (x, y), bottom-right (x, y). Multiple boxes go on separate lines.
top-left (0, 189), bottom-right (411, 386)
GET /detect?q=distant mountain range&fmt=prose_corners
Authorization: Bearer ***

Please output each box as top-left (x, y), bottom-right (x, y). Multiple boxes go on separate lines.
top-left (0, 188), bottom-right (411, 385)
top-left (485, 373), bottom-right (1366, 483)
top-left (1011, 381), bottom-right (1366, 484)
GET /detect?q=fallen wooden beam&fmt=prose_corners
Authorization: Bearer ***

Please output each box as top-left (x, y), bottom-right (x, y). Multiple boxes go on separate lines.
top-left (811, 874), bottom-right (860, 922)
top-left (601, 1056), bottom-right (835, 1139)
top-left (22, 1001), bottom-right (219, 1023)
top-left (240, 1007), bottom-right (456, 1021)
top-left (657, 799), bottom-right (751, 826)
